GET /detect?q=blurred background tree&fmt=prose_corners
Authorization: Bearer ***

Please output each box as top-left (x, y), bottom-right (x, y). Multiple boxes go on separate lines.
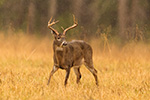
top-left (0, 0), bottom-right (149, 41)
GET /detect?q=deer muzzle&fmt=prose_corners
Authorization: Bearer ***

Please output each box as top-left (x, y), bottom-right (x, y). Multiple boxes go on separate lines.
top-left (60, 41), bottom-right (67, 47)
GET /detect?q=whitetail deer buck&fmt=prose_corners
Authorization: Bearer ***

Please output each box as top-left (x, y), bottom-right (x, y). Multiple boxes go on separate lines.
top-left (47, 15), bottom-right (98, 86)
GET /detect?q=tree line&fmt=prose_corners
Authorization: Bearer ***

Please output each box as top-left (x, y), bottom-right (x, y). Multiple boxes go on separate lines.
top-left (0, 0), bottom-right (150, 40)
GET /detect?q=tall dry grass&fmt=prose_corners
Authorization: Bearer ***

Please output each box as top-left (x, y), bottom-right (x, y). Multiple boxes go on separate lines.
top-left (0, 32), bottom-right (150, 100)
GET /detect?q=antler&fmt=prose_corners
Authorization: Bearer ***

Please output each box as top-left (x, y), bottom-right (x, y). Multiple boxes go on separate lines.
top-left (63, 15), bottom-right (78, 35)
top-left (48, 17), bottom-right (59, 35)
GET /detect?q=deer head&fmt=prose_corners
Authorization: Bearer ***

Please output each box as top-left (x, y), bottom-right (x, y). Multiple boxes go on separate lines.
top-left (48, 15), bottom-right (78, 48)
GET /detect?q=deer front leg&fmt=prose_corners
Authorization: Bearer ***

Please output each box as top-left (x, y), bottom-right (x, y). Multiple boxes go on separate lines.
top-left (64, 68), bottom-right (70, 86)
top-left (47, 66), bottom-right (59, 85)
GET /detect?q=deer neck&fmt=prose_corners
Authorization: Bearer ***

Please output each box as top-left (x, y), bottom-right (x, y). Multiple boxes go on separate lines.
top-left (53, 42), bottom-right (65, 65)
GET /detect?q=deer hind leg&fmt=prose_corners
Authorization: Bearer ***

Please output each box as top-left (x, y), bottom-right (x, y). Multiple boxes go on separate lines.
top-left (84, 61), bottom-right (99, 86)
top-left (73, 67), bottom-right (81, 84)
top-left (47, 66), bottom-right (59, 85)
top-left (64, 68), bottom-right (71, 86)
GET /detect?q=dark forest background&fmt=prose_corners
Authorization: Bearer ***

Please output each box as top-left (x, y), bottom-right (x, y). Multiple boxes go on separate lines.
top-left (0, 0), bottom-right (150, 42)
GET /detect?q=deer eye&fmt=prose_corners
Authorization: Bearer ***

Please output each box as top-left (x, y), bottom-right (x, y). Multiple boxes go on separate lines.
top-left (57, 37), bottom-right (61, 41)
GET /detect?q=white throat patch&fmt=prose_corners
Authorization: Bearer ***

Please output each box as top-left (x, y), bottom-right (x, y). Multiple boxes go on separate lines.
top-left (56, 47), bottom-right (63, 51)
top-left (56, 41), bottom-right (65, 51)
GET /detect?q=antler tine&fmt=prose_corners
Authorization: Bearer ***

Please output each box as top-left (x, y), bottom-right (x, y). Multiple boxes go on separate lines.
top-left (48, 18), bottom-right (59, 26)
top-left (48, 17), bottom-right (59, 35)
top-left (61, 26), bottom-right (64, 31)
top-left (63, 15), bottom-right (78, 35)
top-left (54, 20), bottom-right (59, 24)
top-left (48, 17), bottom-right (52, 24)
top-left (73, 14), bottom-right (77, 24)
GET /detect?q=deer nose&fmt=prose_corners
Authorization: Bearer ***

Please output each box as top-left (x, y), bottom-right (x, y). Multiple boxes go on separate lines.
top-left (60, 41), bottom-right (67, 47)
top-left (62, 41), bottom-right (67, 46)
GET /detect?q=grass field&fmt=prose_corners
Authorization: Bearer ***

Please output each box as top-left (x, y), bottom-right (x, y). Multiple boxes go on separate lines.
top-left (0, 33), bottom-right (150, 100)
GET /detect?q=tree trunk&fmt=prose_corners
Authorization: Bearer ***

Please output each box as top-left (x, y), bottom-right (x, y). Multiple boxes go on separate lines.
top-left (27, 0), bottom-right (35, 34)
top-left (118, 0), bottom-right (128, 40)
top-left (73, 0), bottom-right (83, 20)
top-left (48, 0), bottom-right (57, 17)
